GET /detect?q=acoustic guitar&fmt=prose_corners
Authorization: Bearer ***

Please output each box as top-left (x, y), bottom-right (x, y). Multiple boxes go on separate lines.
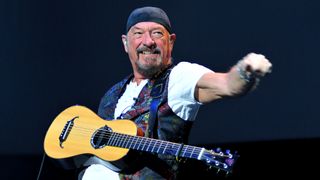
top-left (44, 105), bottom-right (239, 174)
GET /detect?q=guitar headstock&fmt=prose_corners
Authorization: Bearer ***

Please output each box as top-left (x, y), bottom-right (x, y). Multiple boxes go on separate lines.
top-left (200, 147), bottom-right (239, 174)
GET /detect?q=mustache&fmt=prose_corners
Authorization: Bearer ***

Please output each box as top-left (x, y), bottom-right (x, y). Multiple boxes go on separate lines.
top-left (136, 46), bottom-right (161, 54)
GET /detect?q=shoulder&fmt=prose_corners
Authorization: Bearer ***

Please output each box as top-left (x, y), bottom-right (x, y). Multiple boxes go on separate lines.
top-left (173, 61), bottom-right (213, 72)
top-left (170, 61), bottom-right (214, 79)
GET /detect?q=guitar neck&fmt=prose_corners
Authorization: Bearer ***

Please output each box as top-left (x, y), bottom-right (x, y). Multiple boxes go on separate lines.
top-left (108, 132), bottom-right (204, 160)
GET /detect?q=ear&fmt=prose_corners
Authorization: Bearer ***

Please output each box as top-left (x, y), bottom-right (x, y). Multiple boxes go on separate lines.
top-left (169, 33), bottom-right (176, 48)
top-left (121, 35), bottom-right (128, 53)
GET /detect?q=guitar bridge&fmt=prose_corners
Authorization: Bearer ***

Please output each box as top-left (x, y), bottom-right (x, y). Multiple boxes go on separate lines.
top-left (59, 116), bottom-right (78, 148)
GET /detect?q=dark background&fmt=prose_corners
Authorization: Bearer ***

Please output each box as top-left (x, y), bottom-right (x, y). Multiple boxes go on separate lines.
top-left (1, 0), bottom-right (319, 179)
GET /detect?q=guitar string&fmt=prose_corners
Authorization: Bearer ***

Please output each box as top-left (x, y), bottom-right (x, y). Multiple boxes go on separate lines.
top-left (58, 121), bottom-right (207, 159)
top-left (73, 124), bottom-right (231, 159)
top-left (71, 125), bottom-right (196, 155)
top-left (54, 123), bottom-right (231, 168)
top-left (56, 138), bottom-right (230, 171)
top-left (64, 125), bottom-right (226, 159)
top-left (69, 125), bottom-right (187, 153)
top-left (56, 129), bottom-right (197, 157)
top-left (57, 119), bottom-right (227, 157)
top-left (55, 140), bottom-right (229, 169)
top-left (56, 133), bottom-right (230, 169)
top-left (72, 125), bottom-right (201, 155)
top-left (77, 126), bottom-right (230, 159)
top-left (65, 120), bottom-right (224, 156)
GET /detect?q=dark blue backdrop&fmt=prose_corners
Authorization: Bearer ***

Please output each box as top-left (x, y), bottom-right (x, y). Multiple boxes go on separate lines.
top-left (1, 0), bottom-right (319, 153)
top-left (1, 0), bottom-right (319, 178)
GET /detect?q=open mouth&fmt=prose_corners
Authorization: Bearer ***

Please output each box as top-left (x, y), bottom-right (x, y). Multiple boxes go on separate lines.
top-left (140, 51), bottom-right (160, 55)
top-left (137, 47), bottom-right (161, 55)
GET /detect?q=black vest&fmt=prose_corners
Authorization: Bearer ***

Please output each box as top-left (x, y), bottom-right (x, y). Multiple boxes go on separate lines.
top-left (98, 67), bottom-right (193, 179)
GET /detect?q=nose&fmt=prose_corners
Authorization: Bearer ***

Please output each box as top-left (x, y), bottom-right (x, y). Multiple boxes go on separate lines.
top-left (142, 32), bottom-right (156, 48)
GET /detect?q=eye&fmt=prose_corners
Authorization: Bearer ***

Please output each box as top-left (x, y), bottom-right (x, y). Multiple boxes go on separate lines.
top-left (152, 31), bottom-right (163, 38)
top-left (133, 31), bottom-right (143, 38)
top-left (134, 31), bottom-right (142, 35)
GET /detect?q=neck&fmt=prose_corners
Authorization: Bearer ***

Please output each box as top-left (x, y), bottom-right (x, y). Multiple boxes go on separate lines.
top-left (132, 76), bottom-right (146, 85)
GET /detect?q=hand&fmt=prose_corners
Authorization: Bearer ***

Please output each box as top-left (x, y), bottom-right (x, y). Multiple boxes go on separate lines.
top-left (239, 53), bottom-right (273, 77)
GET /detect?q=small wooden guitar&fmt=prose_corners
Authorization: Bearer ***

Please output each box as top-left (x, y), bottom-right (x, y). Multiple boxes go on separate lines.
top-left (44, 105), bottom-right (239, 174)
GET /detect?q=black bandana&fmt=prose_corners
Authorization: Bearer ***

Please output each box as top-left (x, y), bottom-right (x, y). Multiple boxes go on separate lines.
top-left (126, 6), bottom-right (172, 34)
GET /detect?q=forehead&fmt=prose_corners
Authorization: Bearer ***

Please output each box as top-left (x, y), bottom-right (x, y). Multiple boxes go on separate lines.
top-left (130, 22), bottom-right (167, 31)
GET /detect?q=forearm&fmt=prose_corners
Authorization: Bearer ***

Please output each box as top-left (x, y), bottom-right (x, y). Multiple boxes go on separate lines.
top-left (195, 53), bottom-right (272, 104)
top-left (195, 64), bottom-right (255, 103)
top-left (226, 62), bottom-right (258, 96)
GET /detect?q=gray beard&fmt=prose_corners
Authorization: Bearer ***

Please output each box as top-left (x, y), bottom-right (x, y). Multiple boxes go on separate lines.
top-left (136, 59), bottom-right (164, 78)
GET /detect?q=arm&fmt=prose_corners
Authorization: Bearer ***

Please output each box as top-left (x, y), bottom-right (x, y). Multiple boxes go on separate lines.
top-left (195, 53), bottom-right (272, 103)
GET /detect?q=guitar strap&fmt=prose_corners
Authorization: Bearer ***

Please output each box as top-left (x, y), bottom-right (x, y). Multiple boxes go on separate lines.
top-left (146, 64), bottom-right (175, 179)
top-left (147, 64), bottom-right (173, 138)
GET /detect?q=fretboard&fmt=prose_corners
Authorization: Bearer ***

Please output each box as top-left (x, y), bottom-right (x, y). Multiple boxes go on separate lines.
top-left (107, 132), bottom-right (204, 160)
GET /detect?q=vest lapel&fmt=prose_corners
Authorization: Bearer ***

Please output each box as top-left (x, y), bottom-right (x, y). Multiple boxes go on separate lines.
top-left (121, 80), bottom-right (154, 120)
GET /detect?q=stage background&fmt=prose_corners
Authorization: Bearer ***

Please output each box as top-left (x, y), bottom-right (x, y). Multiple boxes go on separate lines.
top-left (1, 0), bottom-right (319, 179)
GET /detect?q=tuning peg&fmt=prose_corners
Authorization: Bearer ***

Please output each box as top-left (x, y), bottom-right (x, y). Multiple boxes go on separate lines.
top-left (216, 147), bottom-right (221, 153)
top-left (215, 161), bottom-right (220, 166)
top-left (223, 163), bottom-right (228, 169)
top-left (225, 149), bottom-right (233, 158)
top-left (225, 149), bottom-right (231, 154)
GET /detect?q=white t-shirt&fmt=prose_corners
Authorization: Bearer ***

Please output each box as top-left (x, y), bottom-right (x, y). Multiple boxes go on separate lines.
top-left (82, 62), bottom-right (213, 179)
top-left (114, 61), bottom-right (213, 120)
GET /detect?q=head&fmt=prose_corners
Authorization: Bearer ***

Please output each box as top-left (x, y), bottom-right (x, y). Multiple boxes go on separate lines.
top-left (121, 7), bottom-right (176, 79)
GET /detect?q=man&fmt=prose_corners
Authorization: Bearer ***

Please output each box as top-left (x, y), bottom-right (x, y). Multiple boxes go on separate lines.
top-left (81, 6), bottom-right (272, 180)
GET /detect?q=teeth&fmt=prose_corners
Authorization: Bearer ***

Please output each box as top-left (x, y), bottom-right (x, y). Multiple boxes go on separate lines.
top-left (142, 51), bottom-right (152, 54)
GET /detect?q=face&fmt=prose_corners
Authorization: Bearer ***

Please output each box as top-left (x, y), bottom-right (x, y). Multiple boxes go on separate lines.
top-left (122, 22), bottom-right (176, 79)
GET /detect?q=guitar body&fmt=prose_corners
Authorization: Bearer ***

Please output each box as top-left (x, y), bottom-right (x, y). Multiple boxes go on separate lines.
top-left (44, 105), bottom-right (140, 171)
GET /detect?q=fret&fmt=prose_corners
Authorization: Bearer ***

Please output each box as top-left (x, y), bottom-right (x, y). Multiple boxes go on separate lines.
top-left (174, 144), bottom-right (181, 155)
top-left (110, 133), bottom-right (116, 146)
top-left (146, 139), bottom-right (152, 152)
top-left (151, 140), bottom-right (158, 153)
top-left (172, 143), bottom-right (177, 155)
top-left (162, 142), bottom-right (168, 154)
top-left (165, 142), bottom-right (173, 154)
top-left (113, 134), bottom-right (120, 147)
top-left (133, 136), bottom-right (139, 150)
top-left (149, 139), bottom-right (157, 152)
top-left (181, 145), bottom-right (188, 157)
top-left (128, 135), bottom-right (135, 149)
top-left (136, 137), bottom-right (143, 150)
top-left (141, 138), bottom-right (147, 151)
top-left (195, 147), bottom-right (202, 159)
top-left (125, 135), bottom-right (132, 148)
top-left (124, 134), bottom-right (130, 148)
top-left (157, 141), bottom-right (162, 153)
top-left (118, 134), bottom-right (125, 147)
top-left (190, 146), bottom-right (196, 158)
top-left (175, 144), bottom-right (183, 156)
top-left (107, 132), bottom-right (115, 146)
top-left (197, 148), bottom-right (205, 160)
top-left (123, 134), bottom-right (130, 148)
top-left (117, 134), bottom-right (124, 147)
top-left (118, 134), bottom-right (125, 148)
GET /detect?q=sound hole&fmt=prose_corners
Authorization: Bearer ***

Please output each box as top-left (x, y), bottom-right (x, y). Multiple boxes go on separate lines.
top-left (90, 125), bottom-right (112, 149)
